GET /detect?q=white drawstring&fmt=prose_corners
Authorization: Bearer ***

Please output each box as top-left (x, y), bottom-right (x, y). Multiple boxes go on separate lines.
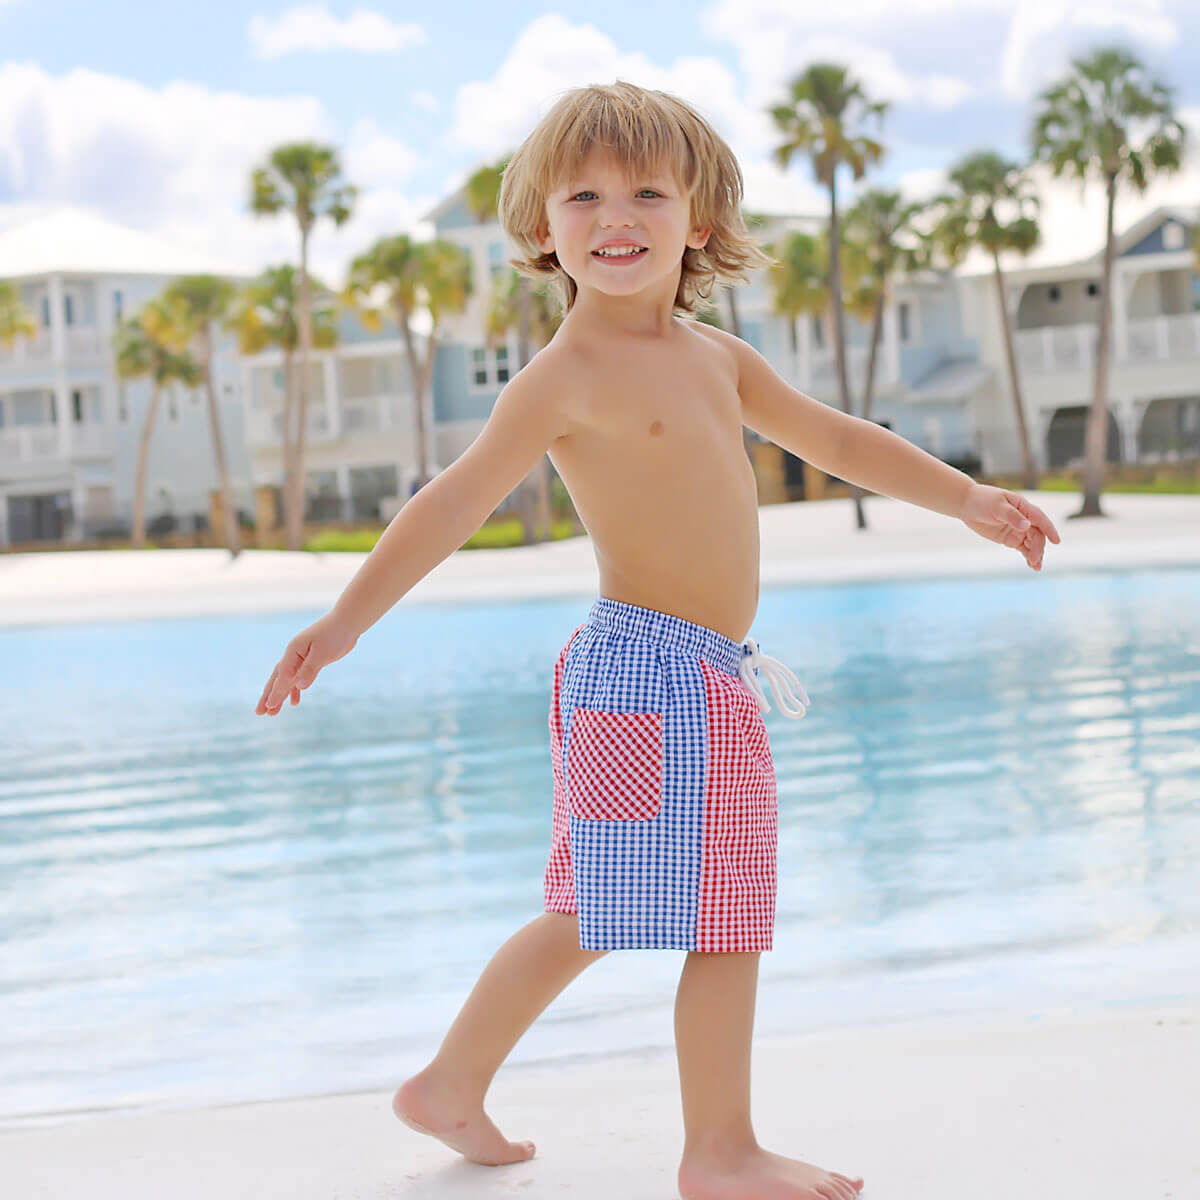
top-left (739, 636), bottom-right (810, 720)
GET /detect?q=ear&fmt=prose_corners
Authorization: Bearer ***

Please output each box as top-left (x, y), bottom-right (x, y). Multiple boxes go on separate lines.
top-left (535, 217), bottom-right (555, 256)
top-left (689, 224), bottom-right (712, 251)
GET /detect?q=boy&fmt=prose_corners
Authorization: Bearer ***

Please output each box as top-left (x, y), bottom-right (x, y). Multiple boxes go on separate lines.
top-left (255, 80), bottom-right (1060, 1200)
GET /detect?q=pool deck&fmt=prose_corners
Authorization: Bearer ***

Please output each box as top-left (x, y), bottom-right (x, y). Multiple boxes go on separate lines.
top-left (2, 490), bottom-right (1197, 1199)
top-left (0, 490), bottom-right (1197, 628)
top-left (4, 1005), bottom-right (1197, 1199)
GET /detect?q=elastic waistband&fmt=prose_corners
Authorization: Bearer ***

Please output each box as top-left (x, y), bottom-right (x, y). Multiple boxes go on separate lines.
top-left (586, 596), bottom-right (745, 677)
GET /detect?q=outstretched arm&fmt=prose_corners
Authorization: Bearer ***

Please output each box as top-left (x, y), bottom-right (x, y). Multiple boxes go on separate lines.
top-left (722, 327), bottom-right (1061, 571)
top-left (255, 349), bottom-right (570, 715)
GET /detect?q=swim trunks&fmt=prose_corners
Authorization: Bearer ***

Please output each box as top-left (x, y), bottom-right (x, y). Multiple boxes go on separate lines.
top-left (543, 596), bottom-right (810, 952)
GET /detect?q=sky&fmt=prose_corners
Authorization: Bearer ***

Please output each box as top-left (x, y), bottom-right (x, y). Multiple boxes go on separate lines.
top-left (1, 0), bottom-right (1199, 285)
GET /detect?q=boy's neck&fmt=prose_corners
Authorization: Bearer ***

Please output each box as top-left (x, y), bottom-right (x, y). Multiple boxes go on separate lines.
top-left (566, 270), bottom-right (682, 340)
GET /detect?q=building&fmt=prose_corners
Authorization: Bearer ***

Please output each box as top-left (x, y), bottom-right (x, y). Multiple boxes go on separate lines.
top-left (955, 204), bottom-right (1200, 473)
top-left (0, 209), bottom-right (254, 547)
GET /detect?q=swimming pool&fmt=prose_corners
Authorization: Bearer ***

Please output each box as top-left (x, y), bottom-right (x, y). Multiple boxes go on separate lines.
top-left (1, 567), bottom-right (1197, 1124)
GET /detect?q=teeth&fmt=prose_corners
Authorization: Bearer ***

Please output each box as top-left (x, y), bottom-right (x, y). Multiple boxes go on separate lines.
top-left (595, 246), bottom-right (645, 257)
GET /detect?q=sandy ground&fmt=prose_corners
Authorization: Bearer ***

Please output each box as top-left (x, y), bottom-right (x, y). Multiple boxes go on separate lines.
top-left (0, 490), bottom-right (1197, 628)
top-left (3, 1005), bottom-right (1196, 1199)
top-left (2, 491), bottom-right (1197, 1197)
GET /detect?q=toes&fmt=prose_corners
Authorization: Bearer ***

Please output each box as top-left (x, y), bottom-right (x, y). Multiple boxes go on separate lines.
top-left (518, 1140), bottom-right (536, 1160)
top-left (832, 1172), bottom-right (864, 1190)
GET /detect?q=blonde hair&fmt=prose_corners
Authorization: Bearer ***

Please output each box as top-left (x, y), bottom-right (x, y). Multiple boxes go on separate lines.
top-left (498, 80), bottom-right (776, 317)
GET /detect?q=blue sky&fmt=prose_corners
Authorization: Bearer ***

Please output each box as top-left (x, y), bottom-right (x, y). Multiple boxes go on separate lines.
top-left (2, 1), bottom-right (1198, 283)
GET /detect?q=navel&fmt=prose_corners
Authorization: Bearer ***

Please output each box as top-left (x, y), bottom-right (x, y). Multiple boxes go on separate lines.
top-left (649, 419), bottom-right (664, 436)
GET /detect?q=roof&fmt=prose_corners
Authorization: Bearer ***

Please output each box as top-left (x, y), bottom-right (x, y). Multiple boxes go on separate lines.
top-left (0, 208), bottom-right (252, 280)
top-left (904, 358), bottom-right (992, 403)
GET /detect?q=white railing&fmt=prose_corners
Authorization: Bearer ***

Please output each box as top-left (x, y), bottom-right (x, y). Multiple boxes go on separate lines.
top-left (0, 333), bottom-right (54, 365)
top-left (246, 394), bottom-right (416, 445)
top-left (1015, 313), bottom-right (1200, 373)
top-left (66, 326), bottom-right (103, 359)
top-left (0, 424), bottom-right (113, 462)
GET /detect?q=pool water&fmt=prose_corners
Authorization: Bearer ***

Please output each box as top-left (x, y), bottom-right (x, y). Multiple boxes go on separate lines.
top-left (1, 568), bottom-right (1198, 1124)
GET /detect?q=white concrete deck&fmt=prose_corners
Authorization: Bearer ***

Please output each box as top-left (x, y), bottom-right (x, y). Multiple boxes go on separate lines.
top-left (0, 491), bottom-right (1196, 628)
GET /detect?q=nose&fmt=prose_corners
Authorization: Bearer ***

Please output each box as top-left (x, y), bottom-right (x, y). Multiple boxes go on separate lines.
top-left (598, 199), bottom-right (637, 229)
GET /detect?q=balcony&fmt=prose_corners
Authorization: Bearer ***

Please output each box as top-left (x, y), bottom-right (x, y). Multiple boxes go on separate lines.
top-left (1015, 312), bottom-right (1200, 373)
top-left (246, 394), bottom-right (415, 447)
top-left (0, 423), bottom-right (114, 464)
top-left (0, 327), bottom-right (105, 368)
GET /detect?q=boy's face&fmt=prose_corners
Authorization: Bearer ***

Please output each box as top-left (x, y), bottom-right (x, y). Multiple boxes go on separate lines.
top-left (537, 146), bottom-right (711, 298)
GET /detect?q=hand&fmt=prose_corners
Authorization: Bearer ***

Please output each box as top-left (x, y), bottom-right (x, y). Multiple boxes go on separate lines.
top-left (959, 483), bottom-right (1061, 571)
top-left (255, 612), bottom-right (359, 716)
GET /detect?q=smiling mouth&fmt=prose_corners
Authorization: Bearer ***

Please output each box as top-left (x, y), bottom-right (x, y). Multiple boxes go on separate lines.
top-left (591, 247), bottom-right (648, 258)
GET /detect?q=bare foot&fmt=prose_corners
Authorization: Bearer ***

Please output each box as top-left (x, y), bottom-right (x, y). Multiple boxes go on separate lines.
top-left (679, 1143), bottom-right (864, 1200)
top-left (392, 1067), bottom-right (535, 1166)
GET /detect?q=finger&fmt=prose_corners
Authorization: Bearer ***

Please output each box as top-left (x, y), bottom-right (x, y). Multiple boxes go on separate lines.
top-left (266, 643), bottom-right (308, 711)
top-left (257, 666), bottom-right (280, 713)
top-left (290, 685), bottom-right (301, 706)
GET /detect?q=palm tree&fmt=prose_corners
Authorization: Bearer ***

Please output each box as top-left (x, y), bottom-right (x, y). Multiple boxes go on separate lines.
top-left (341, 234), bottom-right (472, 498)
top-left (113, 299), bottom-right (202, 548)
top-left (226, 266), bottom-right (338, 537)
top-left (0, 280), bottom-right (35, 347)
top-left (464, 154), bottom-right (556, 543)
top-left (768, 62), bottom-right (888, 509)
top-left (841, 189), bottom-right (930, 525)
top-left (1031, 45), bottom-right (1186, 517)
top-left (161, 275), bottom-right (241, 556)
top-left (928, 152), bottom-right (1041, 490)
top-left (250, 142), bottom-right (356, 548)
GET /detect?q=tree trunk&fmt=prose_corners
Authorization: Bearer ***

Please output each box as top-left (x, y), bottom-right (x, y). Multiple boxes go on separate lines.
top-left (289, 225), bottom-right (313, 550)
top-left (847, 284), bottom-right (886, 529)
top-left (202, 326), bottom-right (242, 557)
top-left (132, 383), bottom-right (162, 549)
top-left (281, 351), bottom-right (295, 543)
top-left (1080, 175), bottom-right (1116, 518)
top-left (991, 250), bottom-right (1038, 491)
top-left (826, 170), bottom-right (864, 530)
top-left (398, 301), bottom-right (429, 494)
top-left (725, 285), bottom-right (742, 337)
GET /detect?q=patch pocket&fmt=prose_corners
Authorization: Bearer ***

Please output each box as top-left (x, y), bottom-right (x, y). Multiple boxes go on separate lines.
top-left (566, 708), bottom-right (664, 821)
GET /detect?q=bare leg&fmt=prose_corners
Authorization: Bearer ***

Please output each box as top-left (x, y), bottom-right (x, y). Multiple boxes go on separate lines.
top-left (393, 911), bottom-right (607, 1165)
top-left (674, 951), bottom-right (864, 1200)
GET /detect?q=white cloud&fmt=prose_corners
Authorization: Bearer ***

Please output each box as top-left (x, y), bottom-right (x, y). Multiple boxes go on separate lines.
top-left (412, 90), bottom-right (439, 113)
top-left (701, 0), bottom-right (980, 111)
top-left (248, 4), bottom-right (425, 61)
top-left (1001, 0), bottom-right (1180, 99)
top-left (447, 13), bottom-right (824, 213)
top-left (0, 62), bottom-right (430, 288)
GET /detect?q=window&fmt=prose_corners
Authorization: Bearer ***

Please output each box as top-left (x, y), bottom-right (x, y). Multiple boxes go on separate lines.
top-left (1192, 274), bottom-right (1200, 312)
top-left (1086, 282), bottom-right (1099, 297)
top-left (71, 389), bottom-right (84, 423)
top-left (811, 315), bottom-right (824, 348)
top-left (470, 344), bottom-right (512, 388)
top-left (488, 241), bottom-right (505, 278)
top-left (1048, 285), bottom-right (1061, 302)
top-left (898, 302), bottom-right (911, 343)
top-left (64, 294), bottom-right (74, 326)
top-left (1163, 221), bottom-right (1185, 251)
top-left (168, 391), bottom-right (178, 421)
top-left (113, 289), bottom-right (123, 320)
top-left (41, 296), bottom-right (50, 327)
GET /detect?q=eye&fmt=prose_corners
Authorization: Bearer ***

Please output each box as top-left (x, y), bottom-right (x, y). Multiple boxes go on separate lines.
top-left (569, 189), bottom-right (662, 201)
